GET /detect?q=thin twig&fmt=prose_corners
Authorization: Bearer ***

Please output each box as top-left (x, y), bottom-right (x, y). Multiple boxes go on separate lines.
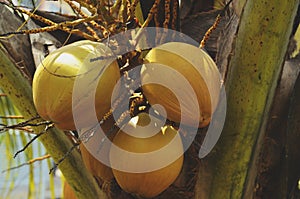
top-left (0, 1), bottom-right (43, 39)
top-left (163, 0), bottom-right (171, 28)
top-left (74, 0), bottom-right (97, 15)
top-left (118, 0), bottom-right (128, 23)
top-left (132, 0), bottom-right (161, 45)
top-left (14, 123), bottom-right (54, 158)
top-left (110, 0), bottom-right (121, 15)
top-left (129, 0), bottom-right (139, 19)
top-left (49, 142), bottom-right (80, 174)
top-left (199, 14), bottom-right (222, 48)
top-left (12, 127), bottom-right (34, 133)
top-left (0, 123), bottom-right (34, 133)
top-left (64, 0), bottom-right (107, 38)
top-left (200, 0), bottom-right (233, 48)
top-left (0, 116), bottom-right (44, 133)
top-left (0, 115), bottom-right (24, 119)
top-left (171, 0), bottom-right (178, 30)
top-left (141, 0), bottom-right (160, 28)
top-left (0, 5), bottom-right (99, 41)
top-left (2, 154), bottom-right (51, 173)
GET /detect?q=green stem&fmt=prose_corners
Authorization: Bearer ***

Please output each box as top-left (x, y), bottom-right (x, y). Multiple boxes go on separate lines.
top-left (0, 44), bottom-right (108, 199)
top-left (196, 0), bottom-right (299, 198)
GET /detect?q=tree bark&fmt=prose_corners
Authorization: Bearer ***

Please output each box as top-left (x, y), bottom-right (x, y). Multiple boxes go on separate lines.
top-left (286, 72), bottom-right (300, 198)
top-left (0, 4), bottom-right (36, 79)
top-left (195, 0), bottom-right (299, 198)
top-left (253, 58), bottom-right (300, 199)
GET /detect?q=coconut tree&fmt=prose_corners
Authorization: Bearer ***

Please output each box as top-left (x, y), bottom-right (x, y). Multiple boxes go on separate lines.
top-left (0, 0), bottom-right (299, 198)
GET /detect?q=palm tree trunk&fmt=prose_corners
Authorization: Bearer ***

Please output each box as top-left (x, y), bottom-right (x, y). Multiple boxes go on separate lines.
top-left (195, 0), bottom-right (299, 198)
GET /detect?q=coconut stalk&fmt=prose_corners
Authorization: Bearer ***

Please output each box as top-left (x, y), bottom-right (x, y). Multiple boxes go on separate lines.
top-left (0, 43), bottom-right (108, 199)
top-left (195, 0), bottom-right (299, 198)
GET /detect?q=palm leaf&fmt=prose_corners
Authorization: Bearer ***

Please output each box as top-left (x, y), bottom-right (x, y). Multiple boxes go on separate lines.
top-left (0, 90), bottom-right (61, 199)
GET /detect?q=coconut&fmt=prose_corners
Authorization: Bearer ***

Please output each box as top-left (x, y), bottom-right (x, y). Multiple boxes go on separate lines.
top-left (79, 116), bottom-right (119, 186)
top-left (32, 40), bottom-right (120, 130)
top-left (63, 181), bottom-right (77, 199)
top-left (141, 42), bottom-right (221, 128)
top-left (110, 113), bottom-right (183, 198)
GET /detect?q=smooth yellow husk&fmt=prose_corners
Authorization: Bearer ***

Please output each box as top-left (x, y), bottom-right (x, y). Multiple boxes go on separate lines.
top-left (110, 113), bottom-right (184, 198)
top-left (141, 42), bottom-right (221, 128)
top-left (79, 116), bottom-right (118, 183)
top-left (32, 40), bottom-right (120, 130)
top-left (63, 181), bottom-right (77, 199)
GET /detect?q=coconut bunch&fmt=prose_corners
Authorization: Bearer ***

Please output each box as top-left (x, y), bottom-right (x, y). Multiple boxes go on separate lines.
top-left (32, 40), bottom-right (221, 198)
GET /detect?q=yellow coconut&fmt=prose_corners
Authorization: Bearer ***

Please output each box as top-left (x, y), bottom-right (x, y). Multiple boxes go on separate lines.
top-left (63, 181), bottom-right (77, 199)
top-left (109, 113), bottom-right (183, 198)
top-left (141, 42), bottom-right (221, 128)
top-left (80, 146), bottom-right (113, 184)
top-left (32, 40), bottom-right (120, 130)
top-left (79, 116), bottom-right (118, 185)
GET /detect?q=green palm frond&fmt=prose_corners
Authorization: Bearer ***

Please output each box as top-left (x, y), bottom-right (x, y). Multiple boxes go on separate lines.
top-left (0, 90), bottom-right (61, 199)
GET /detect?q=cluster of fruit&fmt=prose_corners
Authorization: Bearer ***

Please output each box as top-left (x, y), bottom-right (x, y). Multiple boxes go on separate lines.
top-left (32, 40), bottom-right (221, 198)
